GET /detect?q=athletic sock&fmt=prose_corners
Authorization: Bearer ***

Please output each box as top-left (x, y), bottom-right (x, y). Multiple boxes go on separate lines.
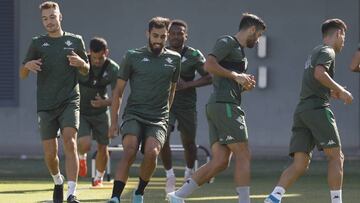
top-left (166, 168), bottom-right (175, 178)
top-left (135, 177), bottom-right (149, 195)
top-left (236, 186), bottom-right (250, 203)
top-left (184, 167), bottom-right (194, 178)
top-left (175, 178), bottom-right (199, 198)
top-left (330, 190), bottom-right (342, 203)
top-left (51, 172), bottom-right (64, 185)
top-left (111, 180), bottom-right (125, 200)
top-left (94, 170), bottom-right (105, 181)
top-left (67, 181), bottom-right (77, 198)
top-left (270, 186), bottom-right (285, 201)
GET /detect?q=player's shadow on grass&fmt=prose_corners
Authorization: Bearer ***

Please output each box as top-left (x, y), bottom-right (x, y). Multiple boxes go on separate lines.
top-left (0, 188), bottom-right (52, 194)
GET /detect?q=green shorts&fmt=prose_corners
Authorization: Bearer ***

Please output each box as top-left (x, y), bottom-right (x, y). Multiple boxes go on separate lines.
top-left (169, 107), bottom-right (197, 138)
top-left (78, 111), bottom-right (110, 145)
top-left (289, 107), bottom-right (341, 156)
top-left (206, 103), bottom-right (248, 146)
top-left (37, 101), bottom-right (80, 140)
top-left (120, 119), bottom-right (167, 151)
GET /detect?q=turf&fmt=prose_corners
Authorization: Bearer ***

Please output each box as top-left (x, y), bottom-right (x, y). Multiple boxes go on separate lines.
top-left (0, 158), bottom-right (359, 203)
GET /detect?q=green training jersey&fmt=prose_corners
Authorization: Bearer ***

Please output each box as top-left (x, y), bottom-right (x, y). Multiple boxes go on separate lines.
top-left (79, 57), bottom-right (119, 116)
top-left (118, 46), bottom-right (181, 124)
top-left (295, 44), bottom-right (336, 113)
top-left (208, 35), bottom-right (248, 105)
top-left (171, 46), bottom-right (207, 109)
top-left (23, 32), bottom-right (88, 111)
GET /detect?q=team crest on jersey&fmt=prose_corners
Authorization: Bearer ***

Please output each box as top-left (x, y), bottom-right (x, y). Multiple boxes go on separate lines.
top-left (102, 71), bottom-right (108, 78)
top-left (141, 57), bottom-right (150, 62)
top-left (65, 40), bottom-right (73, 47)
top-left (165, 57), bottom-right (173, 64)
top-left (42, 42), bottom-right (50, 47)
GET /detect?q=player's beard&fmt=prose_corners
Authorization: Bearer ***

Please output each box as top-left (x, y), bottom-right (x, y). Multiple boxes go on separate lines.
top-left (169, 38), bottom-right (184, 50)
top-left (149, 39), bottom-right (164, 56)
top-left (246, 33), bottom-right (258, 48)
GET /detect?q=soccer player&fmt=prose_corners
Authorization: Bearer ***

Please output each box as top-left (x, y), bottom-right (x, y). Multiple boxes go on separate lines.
top-left (77, 37), bottom-right (119, 187)
top-left (107, 17), bottom-right (181, 203)
top-left (350, 43), bottom-right (360, 72)
top-left (20, 1), bottom-right (89, 203)
top-left (264, 19), bottom-right (353, 203)
top-left (168, 13), bottom-right (266, 203)
top-left (160, 19), bottom-right (212, 193)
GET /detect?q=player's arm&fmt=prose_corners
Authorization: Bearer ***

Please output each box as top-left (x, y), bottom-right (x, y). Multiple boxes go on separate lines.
top-left (350, 50), bottom-right (360, 72)
top-left (67, 51), bottom-right (90, 75)
top-left (176, 74), bottom-right (212, 91)
top-left (108, 79), bottom-right (127, 138)
top-left (314, 65), bottom-right (353, 104)
top-left (204, 55), bottom-right (255, 90)
top-left (20, 59), bottom-right (42, 79)
top-left (169, 82), bottom-right (177, 108)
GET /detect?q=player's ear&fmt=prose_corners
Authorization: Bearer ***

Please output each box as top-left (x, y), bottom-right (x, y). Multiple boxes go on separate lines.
top-left (105, 49), bottom-right (110, 57)
top-left (59, 13), bottom-right (62, 21)
top-left (146, 30), bottom-right (150, 39)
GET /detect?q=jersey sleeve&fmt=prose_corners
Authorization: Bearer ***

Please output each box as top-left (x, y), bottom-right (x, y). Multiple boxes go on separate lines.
top-left (110, 62), bottom-right (120, 90)
top-left (209, 36), bottom-right (233, 62)
top-left (315, 48), bottom-right (335, 71)
top-left (118, 51), bottom-right (132, 81)
top-left (172, 56), bottom-right (181, 82)
top-left (22, 38), bottom-right (40, 65)
top-left (193, 49), bottom-right (208, 76)
top-left (75, 36), bottom-right (89, 64)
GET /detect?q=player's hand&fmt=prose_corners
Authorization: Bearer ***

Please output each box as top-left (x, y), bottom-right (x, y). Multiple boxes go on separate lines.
top-left (67, 51), bottom-right (86, 68)
top-left (108, 124), bottom-right (119, 139)
top-left (339, 89), bottom-right (353, 105)
top-left (233, 73), bottom-right (256, 91)
top-left (176, 78), bottom-right (189, 91)
top-left (90, 95), bottom-right (106, 108)
top-left (24, 59), bottom-right (42, 73)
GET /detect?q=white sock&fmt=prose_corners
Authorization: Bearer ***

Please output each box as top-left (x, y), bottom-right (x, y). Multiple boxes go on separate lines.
top-left (184, 167), bottom-right (194, 179)
top-left (330, 190), bottom-right (342, 203)
top-left (51, 172), bottom-right (64, 185)
top-left (78, 153), bottom-right (87, 160)
top-left (165, 168), bottom-right (175, 178)
top-left (67, 181), bottom-right (77, 198)
top-left (270, 186), bottom-right (286, 200)
top-left (175, 178), bottom-right (199, 198)
top-left (236, 186), bottom-right (250, 203)
top-left (94, 170), bottom-right (105, 181)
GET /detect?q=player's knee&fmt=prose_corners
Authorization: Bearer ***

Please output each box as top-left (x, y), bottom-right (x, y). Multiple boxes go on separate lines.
top-left (144, 147), bottom-right (160, 160)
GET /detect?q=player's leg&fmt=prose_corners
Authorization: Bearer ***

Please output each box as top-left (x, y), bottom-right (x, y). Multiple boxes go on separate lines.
top-left (77, 115), bottom-right (92, 177)
top-left (38, 110), bottom-right (64, 203)
top-left (160, 111), bottom-right (176, 193)
top-left (169, 142), bottom-right (231, 202)
top-left (221, 104), bottom-right (251, 203)
top-left (177, 109), bottom-right (197, 181)
top-left (131, 125), bottom-right (164, 203)
top-left (305, 108), bottom-right (343, 203)
top-left (59, 101), bottom-right (81, 203)
top-left (265, 112), bottom-right (313, 203)
top-left (227, 142), bottom-right (251, 203)
top-left (109, 119), bottom-right (140, 202)
top-left (92, 112), bottom-right (111, 186)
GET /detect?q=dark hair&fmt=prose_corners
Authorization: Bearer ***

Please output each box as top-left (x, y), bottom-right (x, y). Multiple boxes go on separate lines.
top-left (90, 37), bottom-right (108, 52)
top-left (321, 18), bottom-right (347, 37)
top-left (170, 19), bottom-right (188, 31)
top-left (39, 1), bottom-right (60, 11)
top-left (239, 13), bottom-right (266, 31)
top-left (148, 16), bottom-right (171, 32)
